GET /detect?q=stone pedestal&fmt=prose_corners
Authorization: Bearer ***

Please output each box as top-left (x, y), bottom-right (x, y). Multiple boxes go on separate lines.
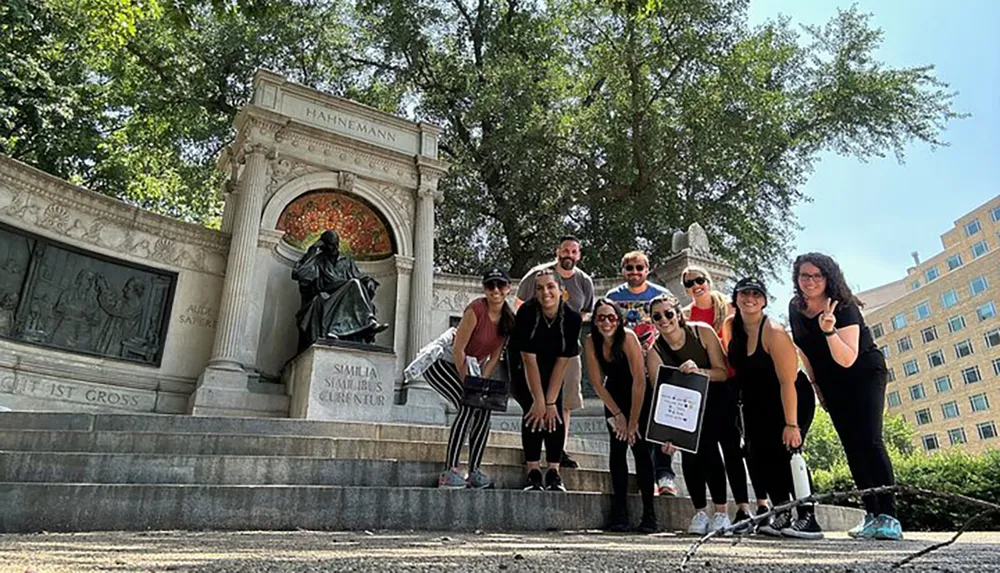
top-left (285, 342), bottom-right (396, 422)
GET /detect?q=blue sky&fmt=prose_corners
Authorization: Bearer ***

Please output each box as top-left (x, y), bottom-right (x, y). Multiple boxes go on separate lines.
top-left (746, 0), bottom-right (1000, 308)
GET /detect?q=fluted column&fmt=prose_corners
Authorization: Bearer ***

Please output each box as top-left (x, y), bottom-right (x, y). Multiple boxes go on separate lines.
top-left (407, 184), bottom-right (439, 361)
top-left (209, 143), bottom-right (269, 371)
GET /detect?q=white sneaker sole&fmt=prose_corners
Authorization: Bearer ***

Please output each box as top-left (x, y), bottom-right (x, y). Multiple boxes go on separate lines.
top-left (782, 529), bottom-right (824, 540)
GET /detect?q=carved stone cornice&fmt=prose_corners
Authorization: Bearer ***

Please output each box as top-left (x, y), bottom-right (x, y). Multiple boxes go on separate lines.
top-left (0, 155), bottom-right (229, 276)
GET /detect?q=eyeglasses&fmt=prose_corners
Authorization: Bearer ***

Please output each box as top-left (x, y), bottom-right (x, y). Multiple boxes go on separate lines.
top-left (483, 280), bottom-right (507, 291)
top-left (798, 272), bottom-right (825, 282)
top-left (739, 289), bottom-right (764, 298)
top-left (651, 310), bottom-right (676, 322)
top-left (623, 264), bottom-right (645, 272)
top-left (595, 314), bottom-right (619, 324)
top-left (683, 276), bottom-right (708, 289)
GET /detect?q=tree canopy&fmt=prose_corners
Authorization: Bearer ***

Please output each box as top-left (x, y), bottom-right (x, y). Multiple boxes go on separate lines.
top-left (1, 0), bottom-right (963, 276)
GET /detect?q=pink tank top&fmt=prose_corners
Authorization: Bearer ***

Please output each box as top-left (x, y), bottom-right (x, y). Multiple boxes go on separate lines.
top-left (464, 298), bottom-right (505, 361)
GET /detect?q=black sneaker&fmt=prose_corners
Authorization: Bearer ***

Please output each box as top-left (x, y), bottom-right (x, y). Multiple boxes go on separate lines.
top-left (604, 522), bottom-right (630, 533)
top-left (544, 469), bottom-right (567, 492)
top-left (732, 508), bottom-right (754, 534)
top-left (636, 515), bottom-right (658, 534)
top-left (758, 509), bottom-right (791, 537)
top-left (559, 451), bottom-right (579, 469)
top-left (782, 512), bottom-right (824, 540)
top-left (523, 469), bottom-right (543, 491)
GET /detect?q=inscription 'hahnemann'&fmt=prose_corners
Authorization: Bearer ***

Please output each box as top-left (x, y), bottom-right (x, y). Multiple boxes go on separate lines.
top-left (304, 107), bottom-right (398, 143)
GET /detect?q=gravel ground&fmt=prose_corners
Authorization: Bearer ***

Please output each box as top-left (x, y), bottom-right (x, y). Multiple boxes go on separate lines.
top-left (1, 529), bottom-right (998, 573)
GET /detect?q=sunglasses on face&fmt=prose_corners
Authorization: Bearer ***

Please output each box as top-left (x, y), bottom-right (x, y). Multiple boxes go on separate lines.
top-left (483, 280), bottom-right (508, 291)
top-left (595, 313), bottom-right (619, 324)
top-left (798, 272), bottom-right (824, 282)
top-left (683, 276), bottom-right (708, 289)
top-left (651, 310), bottom-right (676, 322)
top-left (740, 289), bottom-right (764, 298)
top-left (623, 264), bottom-right (645, 272)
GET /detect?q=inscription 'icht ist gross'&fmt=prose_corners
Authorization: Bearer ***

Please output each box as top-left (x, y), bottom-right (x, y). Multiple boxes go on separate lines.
top-left (317, 362), bottom-right (386, 407)
top-left (304, 107), bottom-right (398, 143)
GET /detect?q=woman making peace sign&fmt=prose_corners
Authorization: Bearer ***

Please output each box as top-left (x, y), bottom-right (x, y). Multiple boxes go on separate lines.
top-left (788, 253), bottom-right (902, 541)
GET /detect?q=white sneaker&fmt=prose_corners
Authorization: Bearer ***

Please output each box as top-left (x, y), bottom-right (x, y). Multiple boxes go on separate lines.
top-left (710, 512), bottom-right (732, 535)
top-left (656, 476), bottom-right (678, 496)
top-left (687, 510), bottom-right (710, 535)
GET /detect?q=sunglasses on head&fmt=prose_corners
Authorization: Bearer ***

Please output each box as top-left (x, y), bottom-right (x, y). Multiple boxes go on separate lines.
top-left (483, 280), bottom-right (507, 291)
top-left (595, 313), bottom-right (618, 324)
top-left (651, 310), bottom-right (676, 322)
top-left (624, 264), bottom-right (645, 272)
top-left (683, 276), bottom-right (708, 289)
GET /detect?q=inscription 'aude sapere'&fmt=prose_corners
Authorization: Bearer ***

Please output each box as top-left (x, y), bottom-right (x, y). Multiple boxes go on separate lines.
top-left (317, 362), bottom-right (386, 407)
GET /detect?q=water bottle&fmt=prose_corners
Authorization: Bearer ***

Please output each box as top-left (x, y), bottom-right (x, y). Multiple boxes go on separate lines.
top-left (790, 449), bottom-right (811, 500)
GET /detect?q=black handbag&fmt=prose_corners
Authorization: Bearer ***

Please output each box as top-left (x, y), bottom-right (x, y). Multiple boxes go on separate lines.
top-left (461, 375), bottom-right (510, 412)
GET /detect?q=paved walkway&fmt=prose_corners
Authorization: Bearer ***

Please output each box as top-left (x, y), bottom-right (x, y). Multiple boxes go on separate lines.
top-left (2, 530), bottom-right (999, 572)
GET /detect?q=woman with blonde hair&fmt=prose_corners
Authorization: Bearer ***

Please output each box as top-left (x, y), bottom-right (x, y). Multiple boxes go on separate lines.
top-left (680, 265), bottom-right (729, 333)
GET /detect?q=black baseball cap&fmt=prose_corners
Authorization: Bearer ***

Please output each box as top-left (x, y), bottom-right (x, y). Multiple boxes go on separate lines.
top-left (482, 268), bottom-right (510, 284)
top-left (734, 277), bottom-right (768, 296)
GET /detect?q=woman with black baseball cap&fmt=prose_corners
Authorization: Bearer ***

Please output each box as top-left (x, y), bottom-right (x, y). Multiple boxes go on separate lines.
top-left (426, 267), bottom-right (516, 489)
top-left (725, 277), bottom-right (821, 539)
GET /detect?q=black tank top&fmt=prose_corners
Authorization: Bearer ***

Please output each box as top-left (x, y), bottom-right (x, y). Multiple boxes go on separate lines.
top-left (596, 341), bottom-right (638, 414)
top-left (736, 318), bottom-right (782, 409)
top-left (653, 324), bottom-right (711, 369)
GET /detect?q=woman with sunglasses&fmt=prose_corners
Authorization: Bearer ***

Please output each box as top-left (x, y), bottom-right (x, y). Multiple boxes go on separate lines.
top-left (511, 267), bottom-right (583, 492)
top-left (646, 295), bottom-right (731, 535)
top-left (583, 298), bottom-right (657, 533)
top-left (680, 266), bottom-right (755, 530)
top-left (427, 268), bottom-right (516, 489)
top-left (788, 253), bottom-right (901, 540)
top-left (725, 277), bottom-right (821, 539)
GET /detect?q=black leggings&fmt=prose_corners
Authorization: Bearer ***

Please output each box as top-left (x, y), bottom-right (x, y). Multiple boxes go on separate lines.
top-left (513, 379), bottom-right (565, 464)
top-left (822, 372), bottom-right (896, 517)
top-left (744, 379), bottom-right (816, 516)
top-left (609, 432), bottom-right (656, 524)
top-left (683, 382), bottom-right (749, 508)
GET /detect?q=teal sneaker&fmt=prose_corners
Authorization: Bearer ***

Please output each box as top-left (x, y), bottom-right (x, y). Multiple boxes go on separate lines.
top-left (848, 513), bottom-right (876, 539)
top-left (872, 514), bottom-right (903, 540)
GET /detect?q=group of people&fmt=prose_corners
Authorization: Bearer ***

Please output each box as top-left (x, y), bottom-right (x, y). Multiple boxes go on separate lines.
top-left (420, 235), bottom-right (903, 541)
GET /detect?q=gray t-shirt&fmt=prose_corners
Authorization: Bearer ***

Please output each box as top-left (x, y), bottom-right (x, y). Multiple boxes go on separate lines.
top-left (516, 261), bottom-right (595, 314)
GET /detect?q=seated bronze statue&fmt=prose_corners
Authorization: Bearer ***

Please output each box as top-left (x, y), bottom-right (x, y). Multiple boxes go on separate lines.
top-left (291, 230), bottom-right (389, 350)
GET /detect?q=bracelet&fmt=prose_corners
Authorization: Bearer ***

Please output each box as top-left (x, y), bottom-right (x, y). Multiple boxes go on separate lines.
top-left (785, 423), bottom-right (799, 429)
top-left (822, 329), bottom-right (837, 337)
top-left (545, 402), bottom-right (557, 406)
top-left (611, 411), bottom-right (623, 417)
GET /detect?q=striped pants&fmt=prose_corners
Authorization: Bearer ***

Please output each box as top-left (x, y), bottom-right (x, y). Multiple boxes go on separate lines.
top-left (424, 359), bottom-right (492, 470)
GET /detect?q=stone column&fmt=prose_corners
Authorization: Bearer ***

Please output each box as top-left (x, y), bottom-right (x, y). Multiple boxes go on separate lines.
top-left (209, 143), bottom-right (269, 370)
top-left (407, 185), bottom-right (438, 361)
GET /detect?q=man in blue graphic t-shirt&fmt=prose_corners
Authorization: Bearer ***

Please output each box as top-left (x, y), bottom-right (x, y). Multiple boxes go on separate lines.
top-left (605, 250), bottom-right (677, 496)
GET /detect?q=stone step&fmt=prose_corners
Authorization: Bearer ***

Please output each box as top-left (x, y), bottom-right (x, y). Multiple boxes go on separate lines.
top-left (0, 451), bottom-right (682, 493)
top-left (0, 483), bottom-right (865, 533)
top-left (0, 430), bottom-right (611, 469)
top-left (0, 411), bottom-right (609, 454)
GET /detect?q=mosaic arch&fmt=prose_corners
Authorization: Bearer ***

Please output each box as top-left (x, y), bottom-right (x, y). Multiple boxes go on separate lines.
top-left (276, 190), bottom-right (397, 260)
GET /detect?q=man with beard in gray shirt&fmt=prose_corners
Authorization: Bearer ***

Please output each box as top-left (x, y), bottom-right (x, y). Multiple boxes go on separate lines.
top-left (515, 235), bottom-right (595, 468)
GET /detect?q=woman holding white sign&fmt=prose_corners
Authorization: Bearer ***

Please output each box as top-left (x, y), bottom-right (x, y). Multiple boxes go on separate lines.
top-left (583, 298), bottom-right (657, 533)
top-left (646, 295), bottom-right (731, 535)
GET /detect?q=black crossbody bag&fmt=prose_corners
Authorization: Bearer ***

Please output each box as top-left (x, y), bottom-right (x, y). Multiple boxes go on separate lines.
top-left (461, 375), bottom-right (510, 412)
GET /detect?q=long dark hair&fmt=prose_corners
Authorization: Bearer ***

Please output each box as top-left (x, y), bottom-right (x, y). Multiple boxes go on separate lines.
top-left (590, 298), bottom-right (626, 363)
top-left (498, 299), bottom-right (516, 337)
top-left (792, 252), bottom-right (864, 309)
top-left (728, 288), bottom-right (768, 372)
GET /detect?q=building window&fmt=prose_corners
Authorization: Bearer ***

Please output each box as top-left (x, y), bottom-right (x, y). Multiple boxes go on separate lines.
top-left (941, 401), bottom-right (960, 419)
top-left (977, 421), bottom-right (997, 441)
top-left (915, 408), bottom-right (932, 425)
top-left (915, 301), bottom-right (932, 320)
top-left (903, 359), bottom-right (920, 377)
top-left (924, 267), bottom-right (939, 282)
top-left (911, 280), bottom-right (921, 291)
top-left (970, 275), bottom-right (989, 296)
top-left (941, 289), bottom-right (959, 309)
top-left (871, 323), bottom-right (885, 339)
top-left (948, 315), bottom-right (967, 333)
top-left (978, 301), bottom-right (997, 321)
top-left (985, 328), bottom-right (1000, 349)
top-left (879, 345), bottom-right (890, 358)
top-left (954, 339), bottom-right (974, 359)
top-left (897, 336), bottom-right (913, 353)
top-left (962, 366), bottom-right (983, 385)
top-left (965, 219), bottom-right (982, 237)
top-left (927, 350), bottom-right (945, 368)
top-left (921, 326), bottom-right (938, 343)
top-left (947, 254), bottom-right (963, 270)
top-left (971, 240), bottom-right (990, 259)
top-left (948, 428), bottom-right (967, 445)
top-left (992, 206), bottom-right (1000, 222)
top-left (887, 390), bottom-right (901, 408)
top-left (970, 393), bottom-right (991, 412)
top-left (892, 313), bottom-right (907, 330)
top-left (909, 383), bottom-right (926, 401)
top-left (921, 434), bottom-right (939, 452)
top-left (934, 375), bottom-right (952, 393)
top-left (887, 367), bottom-right (896, 382)
top-left (993, 358), bottom-right (1000, 377)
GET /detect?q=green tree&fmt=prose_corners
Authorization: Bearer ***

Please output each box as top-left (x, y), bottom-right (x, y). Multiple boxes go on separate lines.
top-left (804, 408), bottom-right (914, 472)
